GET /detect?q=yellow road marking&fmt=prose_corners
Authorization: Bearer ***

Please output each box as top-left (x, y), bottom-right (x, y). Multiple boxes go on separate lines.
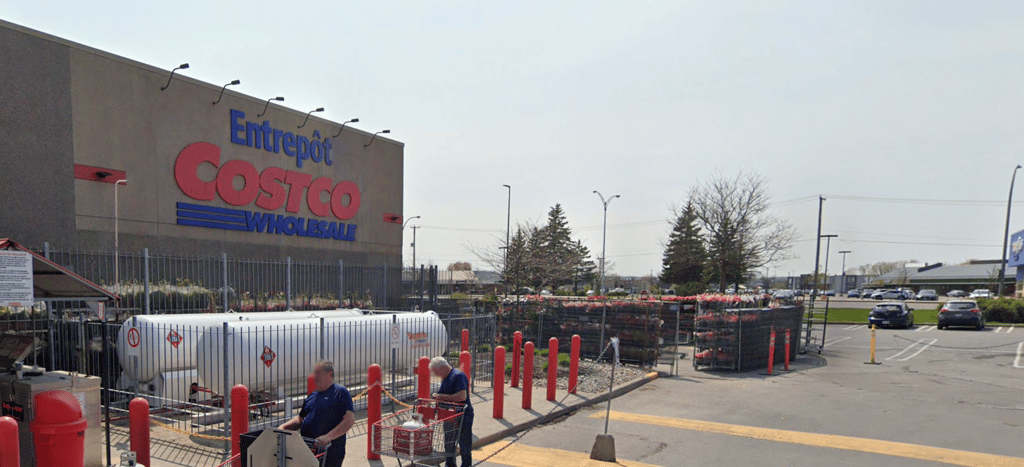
top-left (592, 411), bottom-right (1024, 467)
top-left (475, 442), bottom-right (660, 467)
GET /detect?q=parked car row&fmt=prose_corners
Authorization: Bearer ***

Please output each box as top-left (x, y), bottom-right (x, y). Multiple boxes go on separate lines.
top-left (844, 288), bottom-right (994, 300)
top-left (867, 299), bottom-right (986, 330)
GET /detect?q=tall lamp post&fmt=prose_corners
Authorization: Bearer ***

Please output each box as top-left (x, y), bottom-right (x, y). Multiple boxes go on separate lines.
top-left (998, 165), bottom-right (1022, 297)
top-left (594, 190), bottom-right (620, 352)
top-left (403, 216), bottom-right (420, 268)
top-left (838, 250), bottom-right (851, 294)
top-left (503, 184), bottom-right (511, 299)
top-left (114, 179), bottom-right (128, 316)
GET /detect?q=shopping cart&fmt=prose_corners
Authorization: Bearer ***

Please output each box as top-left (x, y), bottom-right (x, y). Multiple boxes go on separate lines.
top-left (372, 398), bottom-right (466, 466)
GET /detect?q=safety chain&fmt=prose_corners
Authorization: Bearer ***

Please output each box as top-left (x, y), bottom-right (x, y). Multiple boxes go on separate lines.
top-left (893, 334), bottom-right (1024, 350)
top-left (150, 418), bottom-right (231, 441)
top-left (379, 385), bottom-right (415, 409)
top-left (471, 341), bottom-right (617, 467)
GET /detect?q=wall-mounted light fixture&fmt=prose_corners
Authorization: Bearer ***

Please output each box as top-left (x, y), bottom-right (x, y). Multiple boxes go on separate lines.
top-left (160, 63), bottom-right (190, 91)
top-left (257, 96), bottom-right (285, 118)
top-left (364, 129), bottom-right (391, 147)
top-left (333, 118), bottom-right (359, 137)
top-left (298, 108), bottom-right (325, 129)
top-left (212, 80), bottom-right (241, 105)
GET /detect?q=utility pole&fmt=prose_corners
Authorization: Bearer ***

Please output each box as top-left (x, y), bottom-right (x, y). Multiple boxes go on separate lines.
top-left (806, 196), bottom-right (824, 351)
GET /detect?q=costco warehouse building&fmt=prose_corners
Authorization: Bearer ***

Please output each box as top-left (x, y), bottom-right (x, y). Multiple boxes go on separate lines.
top-left (0, 19), bottom-right (404, 268)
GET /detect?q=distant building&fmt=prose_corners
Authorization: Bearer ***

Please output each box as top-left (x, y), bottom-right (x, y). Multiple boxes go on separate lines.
top-left (866, 260), bottom-right (1013, 295)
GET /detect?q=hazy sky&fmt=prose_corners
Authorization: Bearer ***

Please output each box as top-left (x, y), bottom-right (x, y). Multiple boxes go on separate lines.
top-left (5, 1), bottom-right (1024, 277)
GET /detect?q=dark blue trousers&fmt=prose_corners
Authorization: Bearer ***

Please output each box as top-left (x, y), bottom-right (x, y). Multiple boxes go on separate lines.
top-left (444, 409), bottom-right (474, 467)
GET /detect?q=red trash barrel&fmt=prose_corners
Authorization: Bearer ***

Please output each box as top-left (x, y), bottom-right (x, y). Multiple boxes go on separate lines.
top-left (31, 390), bottom-right (87, 467)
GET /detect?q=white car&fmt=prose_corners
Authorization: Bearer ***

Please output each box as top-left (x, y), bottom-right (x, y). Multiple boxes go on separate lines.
top-left (968, 289), bottom-right (993, 299)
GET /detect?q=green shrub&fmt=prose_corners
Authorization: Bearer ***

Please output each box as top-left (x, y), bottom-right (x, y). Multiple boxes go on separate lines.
top-left (606, 291), bottom-right (628, 297)
top-left (451, 292), bottom-right (470, 300)
top-left (974, 297), bottom-right (1024, 323)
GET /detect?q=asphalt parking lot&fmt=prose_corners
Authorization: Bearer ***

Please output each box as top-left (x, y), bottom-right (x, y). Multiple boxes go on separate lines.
top-left (476, 322), bottom-right (1024, 466)
top-left (819, 323), bottom-right (1023, 387)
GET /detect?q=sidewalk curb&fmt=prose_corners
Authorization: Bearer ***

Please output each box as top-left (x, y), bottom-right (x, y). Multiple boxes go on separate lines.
top-left (472, 371), bottom-right (660, 449)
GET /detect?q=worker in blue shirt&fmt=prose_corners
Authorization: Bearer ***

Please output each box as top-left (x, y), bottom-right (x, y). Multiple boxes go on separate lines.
top-left (430, 356), bottom-right (474, 467)
top-left (279, 361), bottom-right (355, 467)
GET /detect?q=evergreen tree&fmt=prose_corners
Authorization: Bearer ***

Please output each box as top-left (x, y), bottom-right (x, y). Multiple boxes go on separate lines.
top-left (661, 203), bottom-right (707, 286)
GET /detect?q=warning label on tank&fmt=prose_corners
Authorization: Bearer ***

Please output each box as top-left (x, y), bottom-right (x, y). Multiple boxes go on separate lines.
top-left (261, 346), bottom-right (277, 367)
top-left (407, 332), bottom-right (430, 349)
top-left (166, 330), bottom-right (183, 349)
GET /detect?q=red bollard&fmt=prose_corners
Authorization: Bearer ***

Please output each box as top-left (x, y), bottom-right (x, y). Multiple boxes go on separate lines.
top-left (307, 373), bottom-right (316, 395)
top-left (129, 397), bottom-right (151, 467)
top-left (493, 346), bottom-right (505, 419)
top-left (522, 342), bottom-right (534, 409)
top-left (0, 416), bottom-right (17, 467)
top-left (461, 329), bottom-right (469, 353)
top-left (460, 351), bottom-right (472, 387)
top-left (511, 331), bottom-right (522, 388)
top-left (418, 357), bottom-right (430, 400)
top-left (568, 335), bottom-right (581, 394)
top-left (547, 337), bottom-right (558, 401)
top-left (230, 385), bottom-right (249, 467)
top-left (367, 364), bottom-right (382, 460)
top-left (785, 329), bottom-right (791, 371)
top-left (768, 328), bottom-right (776, 375)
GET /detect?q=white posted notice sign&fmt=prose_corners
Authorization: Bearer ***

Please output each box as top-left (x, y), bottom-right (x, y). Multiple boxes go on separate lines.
top-left (0, 250), bottom-right (33, 307)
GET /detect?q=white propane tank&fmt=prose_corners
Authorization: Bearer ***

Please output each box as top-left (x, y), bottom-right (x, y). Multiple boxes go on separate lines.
top-left (195, 311), bottom-right (447, 393)
top-left (117, 309), bottom-right (364, 383)
top-left (402, 413), bottom-right (424, 430)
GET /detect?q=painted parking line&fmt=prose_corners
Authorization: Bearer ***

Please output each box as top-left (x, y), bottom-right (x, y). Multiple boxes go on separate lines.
top-left (1015, 343), bottom-right (1024, 369)
top-left (885, 338), bottom-right (937, 361)
top-left (474, 442), bottom-right (659, 467)
top-left (995, 327), bottom-right (1005, 333)
top-left (1007, 326), bottom-right (1015, 334)
top-left (592, 411), bottom-right (1024, 467)
top-left (823, 336), bottom-right (851, 347)
top-left (914, 325), bottom-right (935, 332)
top-left (842, 324), bottom-right (863, 330)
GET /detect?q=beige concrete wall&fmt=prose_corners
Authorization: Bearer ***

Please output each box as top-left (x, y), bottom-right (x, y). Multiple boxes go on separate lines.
top-left (1, 19), bottom-right (403, 265)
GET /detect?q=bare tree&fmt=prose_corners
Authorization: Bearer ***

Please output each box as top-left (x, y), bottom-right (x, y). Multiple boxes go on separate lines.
top-left (688, 170), bottom-right (797, 293)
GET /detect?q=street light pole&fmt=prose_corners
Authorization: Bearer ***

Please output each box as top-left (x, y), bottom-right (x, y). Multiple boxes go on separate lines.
top-left (839, 250), bottom-right (851, 294)
top-left (998, 165), bottom-right (1022, 297)
top-left (114, 179), bottom-right (127, 312)
top-left (503, 184), bottom-right (511, 299)
top-left (594, 190), bottom-right (620, 351)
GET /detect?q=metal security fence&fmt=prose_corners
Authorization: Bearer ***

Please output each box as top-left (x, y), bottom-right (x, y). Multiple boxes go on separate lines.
top-left (31, 246), bottom-right (406, 314)
top-left (9, 312), bottom-right (484, 443)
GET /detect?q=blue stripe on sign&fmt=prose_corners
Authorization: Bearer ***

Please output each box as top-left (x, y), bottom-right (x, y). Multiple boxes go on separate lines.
top-left (176, 202), bottom-right (247, 217)
top-left (177, 218), bottom-right (250, 232)
top-left (177, 210), bottom-right (247, 225)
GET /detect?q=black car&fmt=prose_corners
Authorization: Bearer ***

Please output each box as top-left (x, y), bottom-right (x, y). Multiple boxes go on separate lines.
top-left (938, 300), bottom-right (985, 330)
top-left (861, 289), bottom-right (876, 299)
top-left (868, 302), bottom-right (914, 329)
top-left (915, 289), bottom-right (939, 300)
top-left (847, 289), bottom-right (862, 298)
top-left (947, 290), bottom-right (967, 298)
